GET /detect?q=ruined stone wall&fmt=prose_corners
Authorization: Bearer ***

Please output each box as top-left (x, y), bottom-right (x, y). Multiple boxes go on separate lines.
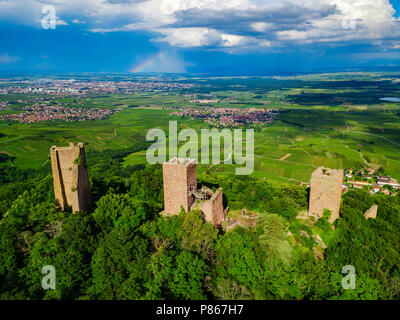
top-left (162, 158), bottom-right (226, 226)
top-left (186, 161), bottom-right (197, 210)
top-left (364, 204), bottom-right (378, 219)
top-left (50, 142), bottom-right (91, 213)
top-left (308, 167), bottom-right (343, 223)
top-left (200, 189), bottom-right (224, 226)
top-left (162, 158), bottom-right (197, 215)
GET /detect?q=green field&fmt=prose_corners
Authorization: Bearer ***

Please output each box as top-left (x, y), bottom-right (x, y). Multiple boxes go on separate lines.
top-left (1, 75), bottom-right (400, 183)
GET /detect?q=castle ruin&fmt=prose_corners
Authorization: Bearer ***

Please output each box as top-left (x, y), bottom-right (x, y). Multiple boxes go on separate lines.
top-left (162, 158), bottom-right (225, 226)
top-left (364, 204), bottom-right (378, 219)
top-left (308, 167), bottom-right (343, 223)
top-left (50, 142), bottom-right (92, 213)
top-left (163, 158), bottom-right (197, 214)
top-left (199, 188), bottom-right (225, 226)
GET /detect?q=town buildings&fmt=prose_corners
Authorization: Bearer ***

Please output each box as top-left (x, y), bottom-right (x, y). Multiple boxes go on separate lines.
top-left (171, 107), bottom-right (279, 127)
top-left (0, 105), bottom-right (121, 123)
top-left (342, 168), bottom-right (399, 195)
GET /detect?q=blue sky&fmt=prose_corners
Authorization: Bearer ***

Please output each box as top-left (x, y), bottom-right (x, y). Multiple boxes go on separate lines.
top-left (0, 0), bottom-right (399, 75)
top-left (393, 0), bottom-right (400, 17)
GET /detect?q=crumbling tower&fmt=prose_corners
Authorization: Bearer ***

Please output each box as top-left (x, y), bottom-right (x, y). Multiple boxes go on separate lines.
top-left (199, 188), bottom-right (225, 226)
top-left (162, 158), bottom-right (225, 226)
top-left (163, 158), bottom-right (197, 214)
top-left (50, 142), bottom-right (92, 213)
top-left (308, 166), bottom-right (343, 223)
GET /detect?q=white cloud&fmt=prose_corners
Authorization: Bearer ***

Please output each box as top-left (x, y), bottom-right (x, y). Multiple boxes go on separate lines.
top-left (1, 0), bottom-right (399, 50)
top-left (0, 53), bottom-right (20, 64)
top-left (155, 28), bottom-right (221, 47)
top-left (251, 22), bottom-right (273, 32)
top-left (153, 27), bottom-right (252, 48)
top-left (56, 17), bottom-right (68, 26)
top-left (275, 0), bottom-right (399, 44)
top-left (221, 34), bottom-right (250, 47)
top-left (72, 18), bottom-right (85, 24)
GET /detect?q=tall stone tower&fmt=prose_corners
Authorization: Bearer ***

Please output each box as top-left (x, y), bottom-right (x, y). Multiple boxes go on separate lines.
top-left (309, 167), bottom-right (343, 223)
top-left (50, 142), bottom-right (92, 213)
top-left (162, 158), bottom-right (197, 214)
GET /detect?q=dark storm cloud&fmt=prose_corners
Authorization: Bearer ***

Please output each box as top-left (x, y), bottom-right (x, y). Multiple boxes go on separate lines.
top-left (171, 3), bottom-right (338, 36)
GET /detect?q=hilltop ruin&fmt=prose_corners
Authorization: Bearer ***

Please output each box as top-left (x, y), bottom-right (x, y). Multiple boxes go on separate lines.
top-left (364, 204), bottom-right (378, 219)
top-left (162, 158), bottom-right (225, 226)
top-left (308, 166), bottom-right (343, 223)
top-left (50, 142), bottom-right (92, 213)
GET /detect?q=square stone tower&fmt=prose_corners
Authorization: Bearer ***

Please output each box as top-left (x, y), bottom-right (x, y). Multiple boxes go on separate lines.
top-left (50, 142), bottom-right (92, 213)
top-left (162, 158), bottom-right (197, 215)
top-left (309, 167), bottom-right (343, 223)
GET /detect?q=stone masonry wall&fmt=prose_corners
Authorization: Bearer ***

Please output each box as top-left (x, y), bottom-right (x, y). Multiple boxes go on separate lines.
top-left (199, 188), bottom-right (224, 226)
top-left (308, 166), bottom-right (343, 223)
top-left (50, 142), bottom-right (91, 213)
top-left (162, 158), bottom-right (197, 215)
top-left (364, 204), bottom-right (378, 219)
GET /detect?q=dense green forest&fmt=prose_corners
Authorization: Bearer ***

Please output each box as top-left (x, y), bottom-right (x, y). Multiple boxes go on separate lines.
top-left (0, 144), bottom-right (399, 300)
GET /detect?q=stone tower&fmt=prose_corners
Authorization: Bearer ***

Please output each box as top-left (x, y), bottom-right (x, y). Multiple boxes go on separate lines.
top-left (50, 142), bottom-right (92, 213)
top-left (162, 158), bottom-right (226, 226)
top-left (163, 158), bottom-right (197, 214)
top-left (308, 167), bottom-right (343, 223)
